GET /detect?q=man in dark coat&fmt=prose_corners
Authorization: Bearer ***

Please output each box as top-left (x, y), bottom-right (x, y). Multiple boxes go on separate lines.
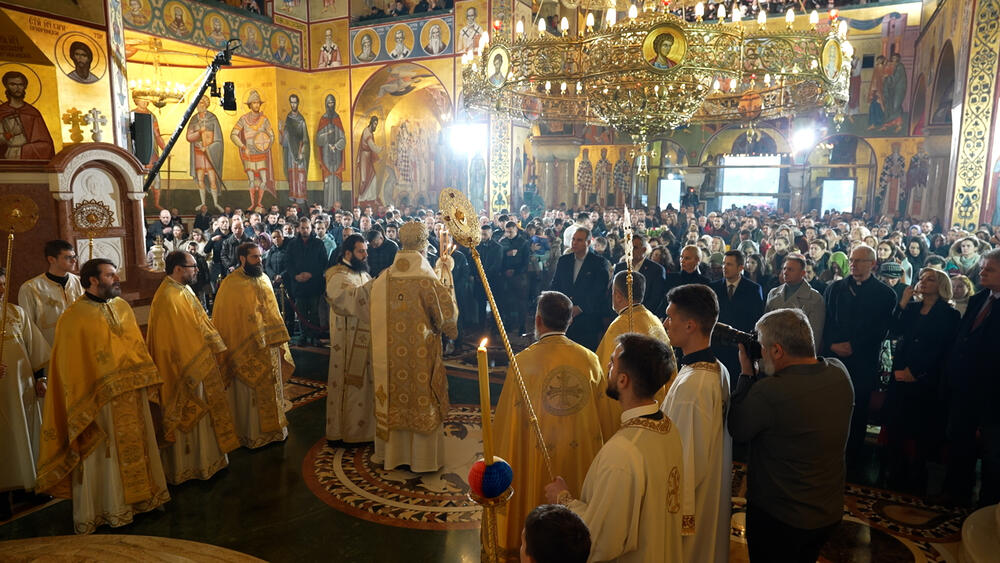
top-left (499, 221), bottom-right (530, 336)
top-left (710, 250), bottom-right (764, 387)
top-left (283, 217), bottom-right (329, 346)
top-left (220, 216), bottom-right (254, 273)
top-left (472, 224), bottom-right (503, 338)
top-left (613, 232), bottom-right (666, 317)
top-left (662, 244), bottom-right (710, 308)
top-left (365, 228), bottom-right (398, 278)
top-left (823, 244), bottom-right (896, 466)
top-left (945, 248), bottom-right (1000, 506)
top-left (549, 227), bottom-right (610, 351)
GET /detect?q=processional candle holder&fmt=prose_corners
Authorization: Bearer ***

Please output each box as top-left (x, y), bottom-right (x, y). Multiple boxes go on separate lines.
top-left (0, 195), bottom-right (39, 366)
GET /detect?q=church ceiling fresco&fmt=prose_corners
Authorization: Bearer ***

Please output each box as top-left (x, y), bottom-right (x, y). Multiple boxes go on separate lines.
top-left (122, 0), bottom-right (304, 68)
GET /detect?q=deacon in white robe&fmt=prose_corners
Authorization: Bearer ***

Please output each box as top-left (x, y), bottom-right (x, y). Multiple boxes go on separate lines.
top-left (662, 287), bottom-right (732, 563)
top-left (0, 301), bottom-right (51, 493)
top-left (324, 234), bottom-right (375, 443)
top-left (17, 241), bottom-right (84, 346)
top-left (545, 334), bottom-right (684, 563)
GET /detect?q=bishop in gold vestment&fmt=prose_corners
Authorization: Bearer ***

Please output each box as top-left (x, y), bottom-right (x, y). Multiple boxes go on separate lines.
top-left (212, 243), bottom-right (294, 449)
top-left (370, 223), bottom-right (457, 472)
top-left (325, 235), bottom-right (375, 443)
top-left (494, 291), bottom-right (605, 561)
top-left (594, 271), bottom-right (672, 438)
top-left (36, 259), bottom-right (169, 534)
top-left (147, 253), bottom-right (239, 484)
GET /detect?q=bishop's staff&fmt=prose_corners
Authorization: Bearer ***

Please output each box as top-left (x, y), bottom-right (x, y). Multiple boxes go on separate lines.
top-left (0, 195), bottom-right (40, 368)
top-left (439, 188), bottom-right (554, 481)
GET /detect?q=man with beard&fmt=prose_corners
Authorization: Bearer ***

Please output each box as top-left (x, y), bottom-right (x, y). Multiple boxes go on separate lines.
top-left (279, 94), bottom-right (309, 204)
top-left (423, 23), bottom-right (447, 55)
top-left (283, 218), bottom-right (328, 346)
top-left (729, 309), bottom-right (852, 562)
top-left (212, 243), bottom-right (294, 448)
top-left (544, 333), bottom-right (684, 562)
top-left (0, 71), bottom-right (55, 160)
top-left (493, 291), bottom-right (606, 560)
top-left (36, 259), bottom-right (170, 533)
top-left (147, 251), bottom-right (239, 484)
top-left (66, 41), bottom-right (99, 84)
top-left (324, 234), bottom-right (375, 444)
top-left (167, 6), bottom-right (189, 35)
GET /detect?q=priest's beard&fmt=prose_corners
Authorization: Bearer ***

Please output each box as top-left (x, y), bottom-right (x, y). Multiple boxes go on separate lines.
top-left (349, 257), bottom-right (369, 273)
top-left (605, 378), bottom-right (620, 401)
top-left (243, 263), bottom-right (264, 277)
top-left (757, 355), bottom-right (776, 378)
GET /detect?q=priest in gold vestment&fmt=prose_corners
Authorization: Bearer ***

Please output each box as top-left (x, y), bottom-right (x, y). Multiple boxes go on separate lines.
top-left (595, 271), bottom-right (672, 438)
top-left (212, 242), bottom-right (294, 449)
top-left (494, 291), bottom-right (605, 561)
top-left (17, 240), bottom-right (83, 346)
top-left (325, 234), bottom-right (375, 444)
top-left (36, 259), bottom-right (170, 534)
top-left (147, 251), bottom-right (240, 483)
top-left (370, 222), bottom-right (457, 472)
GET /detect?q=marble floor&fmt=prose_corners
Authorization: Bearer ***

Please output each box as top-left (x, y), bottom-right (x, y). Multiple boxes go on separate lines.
top-left (0, 344), bottom-right (976, 562)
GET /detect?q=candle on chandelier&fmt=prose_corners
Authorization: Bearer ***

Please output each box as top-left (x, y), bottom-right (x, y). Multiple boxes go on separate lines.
top-left (694, 2), bottom-right (704, 20)
top-left (731, 4), bottom-right (741, 23)
top-left (717, 4), bottom-right (726, 21)
top-left (757, 10), bottom-right (766, 27)
top-left (560, 16), bottom-right (569, 34)
top-left (545, 81), bottom-right (551, 93)
top-left (560, 81), bottom-right (567, 94)
top-left (538, 18), bottom-right (546, 35)
top-left (785, 7), bottom-right (795, 28)
top-left (838, 20), bottom-right (848, 39)
top-left (585, 12), bottom-right (595, 31)
top-left (606, 8), bottom-right (617, 26)
top-left (628, 4), bottom-right (637, 19)
top-left (515, 19), bottom-right (524, 36)
top-left (829, 8), bottom-right (839, 21)
top-left (809, 10), bottom-right (819, 28)
top-left (479, 31), bottom-right (489, 50)
top-left (576, 81), bottom-right (582, 94)
top-left (493, 19), bottom-right (502, 31)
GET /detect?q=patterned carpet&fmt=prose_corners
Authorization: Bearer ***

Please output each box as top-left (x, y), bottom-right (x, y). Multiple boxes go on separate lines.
top-left (0, 535), bottom-right (263, 561)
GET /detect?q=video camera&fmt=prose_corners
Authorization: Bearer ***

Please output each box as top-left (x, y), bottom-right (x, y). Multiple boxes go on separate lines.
top-left (713, 322), bottom-right (762, 361)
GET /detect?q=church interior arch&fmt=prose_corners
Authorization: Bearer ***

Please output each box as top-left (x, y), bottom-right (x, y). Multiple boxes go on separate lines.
top-left (929, 40), bottom-right (955, 126)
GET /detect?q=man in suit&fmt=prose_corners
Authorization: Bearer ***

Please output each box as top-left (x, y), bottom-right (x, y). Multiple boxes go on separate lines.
top-left (473, 224), bottom-right (503, 338)
top-left (550, 227), bottom-right (610, 351)
top-left (945, 248), bottom-right (1000, 507)
top-left (499, 220), bottom-right (530, 336)
top-left (614, 232), bottom-right (666, 317)
top-left (710, 250), bottom-right (763, 386)
top-left (663, 245), bottom-right (710, 308)
top-left (765, 253), bottom-right (825, 350)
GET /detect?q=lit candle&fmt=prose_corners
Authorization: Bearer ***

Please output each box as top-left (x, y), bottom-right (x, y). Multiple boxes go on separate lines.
top-left (545, 80), bottom-right (551, 93)
top-left (717, 4), bottom-right (725, 21)
top-left (757, 10), bottom-right (766, 27)
top-left (732, 3), bottom-right (741, 23)
top-left (785, 7), bottom-right (794, 28)
top-left (515, 19), bottom-right (524, 36)
top-left (477, 339), bottom-right (494, 465)
top-left (585, 12), bottom-right (595, 30)
top-left (838, 19), bottom-right (848, 38)
top-left (479, 32), bottom-right (489, 50)
top-left (809, 10), bottom-right (819, 27)
top-left (560, 16), bottom-right (569, 34)
top-left (694, 2), bottom-right (704, 20)
top-left (628, 4), bottom-right (637, 20)
top-left (560, 81), bottom-right (567, 94)
top-left (606, 7), bottom-right (616, 26)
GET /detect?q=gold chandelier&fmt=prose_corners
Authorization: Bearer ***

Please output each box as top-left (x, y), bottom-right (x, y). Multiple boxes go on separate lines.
top-left (127, 38), bottom-right (189, 108)
top-left (462, 2), bottom-right (852, 138)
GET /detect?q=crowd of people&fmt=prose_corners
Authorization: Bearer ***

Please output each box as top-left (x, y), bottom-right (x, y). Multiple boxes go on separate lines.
top-left (2, 194), bottom-right (998, 561)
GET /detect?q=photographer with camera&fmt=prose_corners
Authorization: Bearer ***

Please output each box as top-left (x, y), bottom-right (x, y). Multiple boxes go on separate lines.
top-left (728, 308), bottom-right (854, 563)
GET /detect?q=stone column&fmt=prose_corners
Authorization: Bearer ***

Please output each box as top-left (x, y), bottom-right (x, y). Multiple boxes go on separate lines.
top-left (949, 0), bottom-right (1000, 229)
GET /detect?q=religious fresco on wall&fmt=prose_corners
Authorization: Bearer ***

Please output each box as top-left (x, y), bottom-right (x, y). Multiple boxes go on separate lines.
top-left (3, 0), bottom-right (106, 25)
top-left (0, 65), bottom-right (56, 159)
top-left (454, 0), bottom-right (485, 55)
top-left (123, 0), bottom-right (305, 68)
top-left (309, 0), bottom-right (348, 21)
top-left (350, 15), bottom-right (454, 65)
top-left (1, 9), bottom-right (112, 152)
top-left (510, 123), bottom-right (531, 210)
top-left (352, 62), bottom-right (452, 208)
top-left (274, 0), bottom-right (309, 22)
top-left (311, 20), bottom-right (348, 68)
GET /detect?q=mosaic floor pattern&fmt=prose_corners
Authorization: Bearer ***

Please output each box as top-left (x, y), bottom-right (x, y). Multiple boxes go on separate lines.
top-left (0, 534), bottom-right (263, 561)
